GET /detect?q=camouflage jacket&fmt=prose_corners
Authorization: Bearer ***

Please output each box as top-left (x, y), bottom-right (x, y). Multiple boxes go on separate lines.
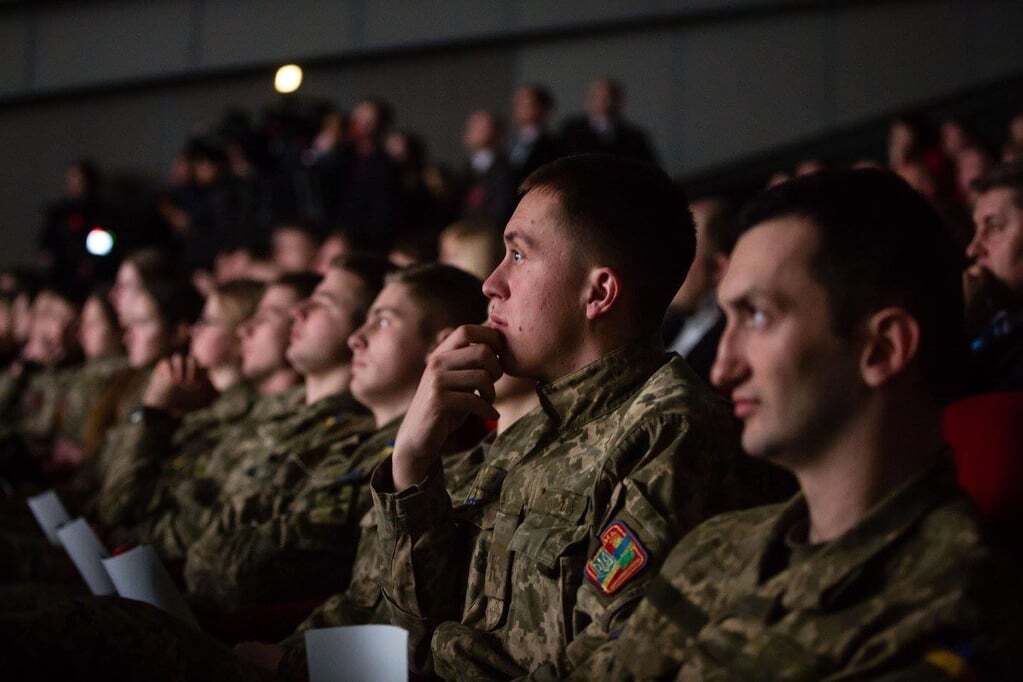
top-left (569, 455), bottom-right (1017, 681)
top-left (137, 388), bottom-right (364, 561)
top-left (371, 339), bottom-right (774, 679)
top-left (276, 439), bottom-right (490, 680)
top-left (182, 411), bottom-right (393, 612)
top-left (54, 355), bottom-right (129, 446)
top-left (94, 381), bottom-right (259, 533)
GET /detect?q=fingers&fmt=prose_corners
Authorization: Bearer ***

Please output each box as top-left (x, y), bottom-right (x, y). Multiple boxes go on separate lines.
top-left (438, 369), bottom-right (498, 403)
top-left (445, 391), bottom-right (500, 422)
top-left (428, 343), bottom-right (503, 381)
top-left (434, 324), bottom-right (505, 357)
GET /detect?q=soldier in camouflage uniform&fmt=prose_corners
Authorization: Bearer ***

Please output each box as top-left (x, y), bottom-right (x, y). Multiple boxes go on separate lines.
top-left (371, 156), bottom-right (791, 679)
top-left (184, 264), bottom-right (491, 614)
top-left (564, 170), bottom-right (1019, 680)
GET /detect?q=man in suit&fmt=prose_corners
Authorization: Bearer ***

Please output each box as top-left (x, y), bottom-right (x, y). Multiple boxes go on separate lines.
top-left (508, 84), bottom-right (562, 187)
top-left (561, 77), bottom-right (657, 164)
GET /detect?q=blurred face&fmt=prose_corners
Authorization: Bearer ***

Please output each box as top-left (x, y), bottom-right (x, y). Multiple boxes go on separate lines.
top-left (585, 80), bottom-right (617, 119)
top-left (193, 158), bottom-right (219, 186)
top-left (286, 268), bottom-right (365, 376)
top-left (25, 292), bottom-right (78, 364)
top-left (78, 296), bottom-right (119, 360)
top-left (190, 294), bottom-right (241, 370)
top-left (350, 102), bottom-right (380, 140)
top-left (513, 87), bottom-right (543, 128)
top-left (12, 292), bottom-right (32, 343)
top-left (969, 188), bottom-right (1023, 294)
top-left (348, 282), bottom-right (434, 409)
top-left (313, 236), bottom-right (349, 276)
top-left (956, 148), bottom-right (990, 205)
top-left (239, 285), bottom-right (300, 380)
top-left (464, 111), bottom-right (496, 151)
top-left (110, 262), bottom-right (143, 322)
top-left (1010, 115), bottom-right (1023, 143)
top-left (65, 166), bottom-right (86, 199)
top-left (273, 228), bottom-right (318, 273)
top-left (121, 291), bottom-right (169, 368)
top-left (712, 218), bottom-right (864, 463)
top-left (439, 233), bottom-right (496, 282)
top-left (482, 191), bottom-right (589, 380)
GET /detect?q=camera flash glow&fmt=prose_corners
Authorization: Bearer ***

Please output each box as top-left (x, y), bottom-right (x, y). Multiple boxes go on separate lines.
top-left (86, 228), bottom-right (114, 256)
top-left (274, 64), bottom-right (303, 94)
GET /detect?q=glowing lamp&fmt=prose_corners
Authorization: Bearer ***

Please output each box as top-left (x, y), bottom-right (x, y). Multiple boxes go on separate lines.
top-left (86, 227), bottom-right (114, 256)
top-left (274, 64), bottom-right (303, 94)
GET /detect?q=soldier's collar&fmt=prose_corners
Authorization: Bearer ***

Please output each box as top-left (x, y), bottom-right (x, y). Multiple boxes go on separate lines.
top-left (763, 453), bottom-right (960, 610)
top-left (536, 335), bottom-right (668, 431)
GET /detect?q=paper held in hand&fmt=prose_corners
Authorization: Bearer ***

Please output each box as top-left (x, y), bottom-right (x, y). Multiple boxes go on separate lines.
top-left (26, 489), bottom-right (71, 545)
top-left (305, 625), bottom-right (409, 682)
top-left (102, 545), bottom-right (199, 628)
top-left (56, 517), bottom-right (116, 596)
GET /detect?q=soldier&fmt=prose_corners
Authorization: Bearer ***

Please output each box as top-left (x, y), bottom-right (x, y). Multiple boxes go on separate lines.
top-left (371, 154), bottom-right (788, 678)
top-left (93, 278), bottom-right (265, 534)
top-left (567, 169), bottom-right (1017, 679)
top-left (184, 264), bottom-right (490, 614)
top-left (0, 265), bottom-right (494, 680)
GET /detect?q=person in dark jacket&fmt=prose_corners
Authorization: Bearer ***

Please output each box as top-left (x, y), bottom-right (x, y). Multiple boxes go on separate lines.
top-left (508, 84), bottom-right (562, 187)
top-left (561, 77), bottom-right (658, 165)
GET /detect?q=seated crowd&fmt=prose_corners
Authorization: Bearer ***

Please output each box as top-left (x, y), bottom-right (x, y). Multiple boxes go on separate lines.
top-left (1, 82), bottom-right (1021, 681)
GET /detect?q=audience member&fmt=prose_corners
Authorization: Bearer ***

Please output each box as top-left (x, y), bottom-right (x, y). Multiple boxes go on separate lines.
top-left (459, 110), bottom-right (516, 225)
top-left (561, 78), bottom-right (657, 164)
top-left (508, 84), bottom-right (562, 186)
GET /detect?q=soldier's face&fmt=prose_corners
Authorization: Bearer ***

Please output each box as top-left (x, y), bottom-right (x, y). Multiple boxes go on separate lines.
top-left (712, 217), bottom-right (863, 464)
top-left (273, 228), bottom-right (318, 274)
top-left (968, 188), bottom-right (1023, 294)
top-left (348, 283), bottom-right (434, 413)
top-left (25, 292), bottom-right (77, 365)
top-left (239, 285), bottom-right (299, 380)
top-left (286, 268), bottom-right (364, 376)
top-left (190, 294), bottom-right (240, 371)
top-left (483, 190), bottom-right (590, 382)
top-left (79, 296), bottom-right (119, 361)
top-left (122, 292), bottom-right (170, 368)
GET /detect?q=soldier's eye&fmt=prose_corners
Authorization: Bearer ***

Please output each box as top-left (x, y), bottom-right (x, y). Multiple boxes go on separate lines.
top-left (511, 250), bottom-right (524, 263)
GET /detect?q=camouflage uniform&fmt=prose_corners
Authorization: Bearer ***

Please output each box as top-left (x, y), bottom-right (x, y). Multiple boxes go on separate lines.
top-left (568, 455), bottom-right (1017, 681)
top-left (53, 355), bottom-right (130, 448)
top-left (129, 388), bottom-right (353, 560)
top-left (372, 339), bottom-right (786, 679)
top-left (94, 381), bottom-right (260, 534)
top-left (181, 408), bottom-right (389, 612)
top-left (275, 440), bottom-right (490, 680)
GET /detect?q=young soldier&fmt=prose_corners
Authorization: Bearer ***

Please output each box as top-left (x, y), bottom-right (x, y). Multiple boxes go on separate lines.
top-left (96, 274), bottom-right (317, 554)
top-left (0, 265), bottom-right (493, 680)
top-left (566, 169), bottom-right (1017, 679)
top-left (371, 155), bottom-right (787, 678)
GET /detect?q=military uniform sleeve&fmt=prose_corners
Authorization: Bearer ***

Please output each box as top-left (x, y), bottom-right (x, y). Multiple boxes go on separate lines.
top-left (94, 409), bottom-right (179, 531)
top-left (371, 456), bottom-right (478, 674)
top-left (530, 413), bottom-right (745, 680)
top-left (183, 469), bottom-right (374, 612)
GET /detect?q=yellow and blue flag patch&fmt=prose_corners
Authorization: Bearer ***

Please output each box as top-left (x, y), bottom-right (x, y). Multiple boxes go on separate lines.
top-left (586, 520), bottom-right (648, 595)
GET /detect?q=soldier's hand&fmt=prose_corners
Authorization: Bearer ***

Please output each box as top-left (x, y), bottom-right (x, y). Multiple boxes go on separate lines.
top-left (392, 324), bottom-right (503, 491)
top-left (143, 354), bottom-right (214, 413)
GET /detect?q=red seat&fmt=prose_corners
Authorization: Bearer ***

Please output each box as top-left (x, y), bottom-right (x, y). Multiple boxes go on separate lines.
top-left (942, 391), bottom-right (1023, 526)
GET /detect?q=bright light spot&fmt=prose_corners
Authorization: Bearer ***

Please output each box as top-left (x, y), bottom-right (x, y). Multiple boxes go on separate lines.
top-left (86, 228), bottom-right (114, 256)
top-left (274, 64), bottom-right (303, 94)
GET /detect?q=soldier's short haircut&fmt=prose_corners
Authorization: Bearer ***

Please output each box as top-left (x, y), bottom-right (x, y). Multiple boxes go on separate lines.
top-left (971, 160), bottom-right (1023, 208)
top-left (520, 154), bottom-right (696, 332)
top-left (211, 279), bottom-right (265, 326)
top-left (736, 168), bottom-right (966, 399)
top-left (387, 263), bottom-right (488, 335)
top-left (124, 247), bottom-right (180, 288)
top-left (273, 272), bottom-right (321, 301)
top-left (329, 252), bottom-right (393, 321)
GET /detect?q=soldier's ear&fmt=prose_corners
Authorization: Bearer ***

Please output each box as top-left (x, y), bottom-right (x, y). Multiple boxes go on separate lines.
top-left (860, 306), bottom-right (920, 387)
top-left (583, 267), bottom-right (620, 321)
top-left (430, 326), bottom-right (455, 352)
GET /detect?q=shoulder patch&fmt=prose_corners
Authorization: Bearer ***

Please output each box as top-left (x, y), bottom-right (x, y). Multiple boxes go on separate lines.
top-left (586, 520), bottom-right (648, 595)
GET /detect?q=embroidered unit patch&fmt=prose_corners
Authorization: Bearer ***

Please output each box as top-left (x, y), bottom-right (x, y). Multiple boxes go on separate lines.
top-left (585, 520), bottom-right (648, 595)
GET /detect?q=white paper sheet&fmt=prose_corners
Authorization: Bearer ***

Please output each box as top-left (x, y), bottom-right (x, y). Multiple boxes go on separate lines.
top-left (305, 625), bottom-right (409, 682)
top-left (101, 545), bottom-right (198, 628)
top-left (56, 517), bottom-right (116, 596)
top-left (26, 489), bottom-right (71, 545)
